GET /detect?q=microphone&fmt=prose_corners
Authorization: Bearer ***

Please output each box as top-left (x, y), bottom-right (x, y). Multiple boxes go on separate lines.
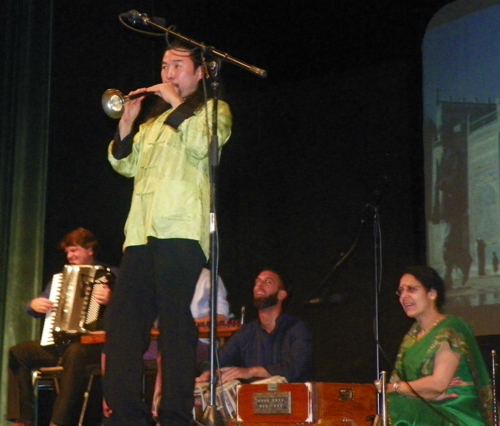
top-left (120, 10), bottom-right (166, 29)
top-left (304, 293), bottom-right (348, 306)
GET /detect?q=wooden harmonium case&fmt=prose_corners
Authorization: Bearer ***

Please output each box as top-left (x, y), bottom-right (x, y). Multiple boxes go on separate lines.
top-left (234, 382), bottom-right (377, 426)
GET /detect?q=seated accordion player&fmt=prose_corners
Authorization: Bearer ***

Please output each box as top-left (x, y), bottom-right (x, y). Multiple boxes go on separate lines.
top-left (41, 264), bottom-right (114, 346)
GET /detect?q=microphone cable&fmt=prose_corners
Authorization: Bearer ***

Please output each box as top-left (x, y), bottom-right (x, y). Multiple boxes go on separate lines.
top-left (304, 206), bottom-right (368, 304)
top-left (118, 10), bottom-right (170, 37)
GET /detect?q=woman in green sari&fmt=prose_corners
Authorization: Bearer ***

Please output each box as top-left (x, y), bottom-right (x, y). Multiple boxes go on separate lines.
top-left (387, 266), bottom-right (493, 426)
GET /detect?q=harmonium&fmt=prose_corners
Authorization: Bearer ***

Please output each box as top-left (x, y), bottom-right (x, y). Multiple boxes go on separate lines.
top-left (226, 381), bottom-right (377, 426)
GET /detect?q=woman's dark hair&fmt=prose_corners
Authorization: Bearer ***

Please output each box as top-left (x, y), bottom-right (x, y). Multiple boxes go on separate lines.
top-left (403, 265), bottom-right (446, 309)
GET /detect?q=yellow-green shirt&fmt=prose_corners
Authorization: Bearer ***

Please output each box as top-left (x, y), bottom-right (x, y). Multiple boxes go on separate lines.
top-left (108, 99), bottom-right (232, 258)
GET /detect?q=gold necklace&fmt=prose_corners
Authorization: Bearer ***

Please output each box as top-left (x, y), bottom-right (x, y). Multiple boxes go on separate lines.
top-left (417, 315), bottom-right (445, 340)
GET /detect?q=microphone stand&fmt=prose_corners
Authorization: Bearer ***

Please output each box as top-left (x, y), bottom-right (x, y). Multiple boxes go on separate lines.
top-left (374, 370), bottom-right (389, 426)
top-left (116, 11), bottom-right (267, 426)
top-left (118, 10), bottom-right (267, 78)
top-left (364, 180), bottom-right (388, 417)
top-left (368, 201), bottom-right (383, 414)
top-left (203, 57), bottom-right (225, 426)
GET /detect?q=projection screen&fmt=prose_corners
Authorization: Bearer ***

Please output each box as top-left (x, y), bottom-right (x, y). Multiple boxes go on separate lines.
top-left (424, 0), bottom-right (500, 335)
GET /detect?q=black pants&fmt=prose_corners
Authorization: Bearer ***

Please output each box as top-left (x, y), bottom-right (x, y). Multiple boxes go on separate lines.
top-left (103, 238), bottom-right (205, 426)
top-left (7, 339), bottom-right (103, 425)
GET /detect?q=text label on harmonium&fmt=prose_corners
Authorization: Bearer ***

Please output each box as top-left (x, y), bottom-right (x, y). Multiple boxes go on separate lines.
top-left (252, 392), bottom-right (292, 415)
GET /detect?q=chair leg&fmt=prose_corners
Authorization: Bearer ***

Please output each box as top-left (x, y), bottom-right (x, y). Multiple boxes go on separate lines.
top-left (53, 377), bottom-right (60, 395)
top-left (79, 366), bottom-right (101, 426)
top-left (32, 371), bottom-right (41, 426)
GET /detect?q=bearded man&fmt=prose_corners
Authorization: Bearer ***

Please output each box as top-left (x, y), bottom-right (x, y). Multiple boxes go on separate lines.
top-left (196, 267), bottom-right (314, 384)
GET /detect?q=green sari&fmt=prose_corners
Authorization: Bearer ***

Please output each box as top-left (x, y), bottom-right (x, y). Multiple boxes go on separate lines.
top-left (388, 315), bottom-right (493, 426)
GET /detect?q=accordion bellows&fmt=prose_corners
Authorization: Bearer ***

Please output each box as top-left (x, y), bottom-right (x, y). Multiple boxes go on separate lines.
top-left (41, 264), bottom-right (112, 346)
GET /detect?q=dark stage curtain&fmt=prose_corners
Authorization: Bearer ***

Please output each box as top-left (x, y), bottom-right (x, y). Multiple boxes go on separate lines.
top-left (0, 0), bottom-right (53, 418)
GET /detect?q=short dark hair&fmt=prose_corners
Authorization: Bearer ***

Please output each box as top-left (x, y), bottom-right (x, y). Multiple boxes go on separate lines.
top-left (146, 40), bottom-right (209, 121)
top-left (59, 228), bottom-right (99, 255)
top-left (259, 266), bottom-right (290, 293)
top-left (402, 265), bottom-right (446, 309)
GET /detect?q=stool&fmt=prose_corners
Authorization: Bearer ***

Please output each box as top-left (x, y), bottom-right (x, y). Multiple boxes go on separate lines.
top-left (32, 366), bottom-right (64, 426)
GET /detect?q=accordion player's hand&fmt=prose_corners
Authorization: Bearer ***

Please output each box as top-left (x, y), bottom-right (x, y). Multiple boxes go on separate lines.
top-left (94, 284), bottom-right (112, 305)
top-left (31, 297), bottom-right (54, 314)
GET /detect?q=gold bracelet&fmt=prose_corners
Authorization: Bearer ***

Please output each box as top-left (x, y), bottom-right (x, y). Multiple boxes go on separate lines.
top-left (393, 382), bottom-right (400, 394)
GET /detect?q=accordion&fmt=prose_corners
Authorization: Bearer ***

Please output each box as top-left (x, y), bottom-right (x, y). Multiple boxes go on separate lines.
top-left (40, 264), bottom-right (113, 346)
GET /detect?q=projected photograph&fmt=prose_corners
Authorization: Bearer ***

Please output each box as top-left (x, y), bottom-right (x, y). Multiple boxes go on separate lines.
top-left (424, 1), bottom-right (500, 331)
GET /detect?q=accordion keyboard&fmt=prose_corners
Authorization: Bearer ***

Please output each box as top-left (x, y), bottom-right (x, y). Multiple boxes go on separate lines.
top-left (40, 273), bottom-right (63, 346)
